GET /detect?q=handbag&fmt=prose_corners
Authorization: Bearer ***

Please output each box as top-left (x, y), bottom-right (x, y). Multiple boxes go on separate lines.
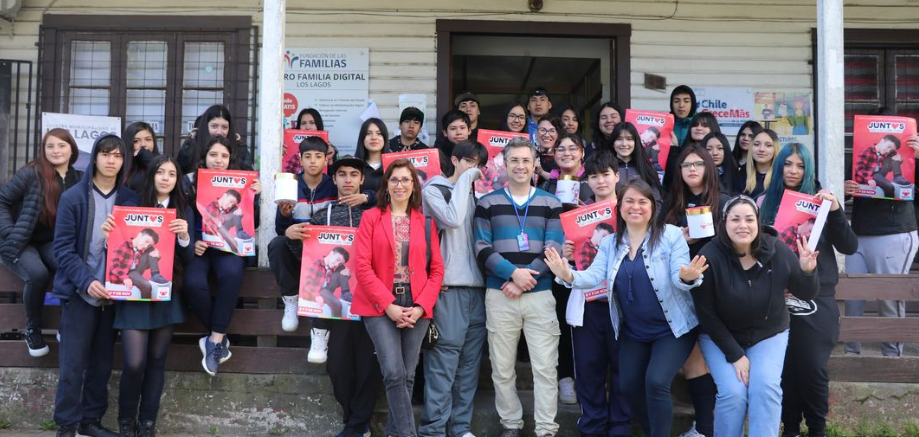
top-left (421, 216), bottom-right (439, 350)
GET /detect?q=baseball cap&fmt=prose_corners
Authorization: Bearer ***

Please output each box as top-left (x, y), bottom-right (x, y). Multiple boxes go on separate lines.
top-left (330, 155), bottom-right (365, 175)
top-left (454, 92), bottom-right (479, 107)
top-left (528, 87), bottom-right (550, 101)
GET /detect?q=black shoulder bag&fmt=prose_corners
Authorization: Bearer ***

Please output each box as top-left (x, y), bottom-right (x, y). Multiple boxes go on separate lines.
top-left (421, 216), bottom-right (440, 349)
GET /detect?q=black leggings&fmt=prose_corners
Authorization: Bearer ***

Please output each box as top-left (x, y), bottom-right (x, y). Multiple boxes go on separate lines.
top-left (3, 241), bottom-right (56, 329)
top-left (118, 326), bottom-right (174, 422)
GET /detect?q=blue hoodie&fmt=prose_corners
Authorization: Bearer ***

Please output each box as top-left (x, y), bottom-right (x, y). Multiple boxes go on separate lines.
top-left (52, 134), bottom-right (140, 305)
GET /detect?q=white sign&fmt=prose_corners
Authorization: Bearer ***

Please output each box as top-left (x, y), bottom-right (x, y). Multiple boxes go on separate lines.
top-left (693, 87), bottom-right (755, 136)
top-left (42, 112), bottom-right (121, 170)
top-left (283, 48), bottom-right (370, 155)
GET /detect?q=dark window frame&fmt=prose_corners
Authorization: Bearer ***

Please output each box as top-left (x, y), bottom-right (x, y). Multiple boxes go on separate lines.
top-left (435, 20), bottom-right (631, 129)
top-left (39, 15), bottom-right (253, 156)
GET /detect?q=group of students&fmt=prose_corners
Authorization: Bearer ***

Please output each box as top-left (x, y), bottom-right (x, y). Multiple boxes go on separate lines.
top-left (0, 81), bottom-right (916, 437)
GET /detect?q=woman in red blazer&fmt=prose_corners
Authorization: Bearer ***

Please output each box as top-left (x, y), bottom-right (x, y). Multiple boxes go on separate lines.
top-left (353, 158), bottom-right (444, 437)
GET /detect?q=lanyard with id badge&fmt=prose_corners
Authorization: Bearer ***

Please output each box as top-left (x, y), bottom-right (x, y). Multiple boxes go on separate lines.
top-left (509, 188), bottom-right (531, 251)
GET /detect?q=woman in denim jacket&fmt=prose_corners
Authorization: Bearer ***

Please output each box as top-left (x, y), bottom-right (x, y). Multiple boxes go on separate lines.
top-left (546, 178), bottom-right (709, 437)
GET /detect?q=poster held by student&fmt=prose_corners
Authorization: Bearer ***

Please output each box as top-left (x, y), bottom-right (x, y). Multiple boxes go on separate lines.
top-left (105, 206), bottom-right (177, 301)
top-left (560, 200), bottom-right (617, 301)
top-left (851, 115), bottom-right (917, 201)
top-left (475, 129), bottom-right (530, 197)
top-left (382, 148), bottom-right (441, 184)
top-left (283, 129), bottom-right (331, 174)
top-left (773, 190), bottom-right (830, 314)
top-left (196, 169), bottom-right (258, 257)
top-left (625, 110), bottom-right (674, 180)
top-left (298, 225), bottom-right (360, 321)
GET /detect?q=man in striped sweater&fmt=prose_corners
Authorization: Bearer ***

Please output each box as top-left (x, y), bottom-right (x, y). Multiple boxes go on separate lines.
top-left (474, 137), bottom-right (565, 437)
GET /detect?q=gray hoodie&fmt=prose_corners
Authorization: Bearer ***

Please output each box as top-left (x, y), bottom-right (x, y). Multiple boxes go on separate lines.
top-left (422, 169), bottom-right (485, 288)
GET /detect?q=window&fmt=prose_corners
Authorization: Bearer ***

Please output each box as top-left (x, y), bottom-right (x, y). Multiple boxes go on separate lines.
top-left (41, 16), bottom-right (255, 156)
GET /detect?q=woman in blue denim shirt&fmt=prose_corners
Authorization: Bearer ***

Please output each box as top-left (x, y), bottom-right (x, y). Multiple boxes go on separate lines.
top-left (546, 178), bottom-right (709, 437)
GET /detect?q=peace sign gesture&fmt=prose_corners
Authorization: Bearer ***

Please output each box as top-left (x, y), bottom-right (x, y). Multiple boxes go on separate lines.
top-left (679, 255), bottom-right (709, 283)
top-left (796, 235), bottom-right (819, 273)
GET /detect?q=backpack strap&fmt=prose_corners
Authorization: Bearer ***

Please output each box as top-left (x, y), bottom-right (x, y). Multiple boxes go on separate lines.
top-left (425, 216), bottom-right (432, 275)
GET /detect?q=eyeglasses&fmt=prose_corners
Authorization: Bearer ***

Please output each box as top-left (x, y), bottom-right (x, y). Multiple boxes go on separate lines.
top-left (680, 161), bottom-right (705, 170)
top-left (507, 114), bottom-right (526, 122)
top-left (388, 178), bottom-right (413, 186)
top-left (555, 146), bottom-right (581, 155)
top-left (538, 128), bottom-right (557, 135)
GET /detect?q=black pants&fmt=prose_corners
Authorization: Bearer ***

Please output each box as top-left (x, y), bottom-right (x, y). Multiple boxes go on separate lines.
top-left (552, 282), bottom-right (574, 380)
top-left (119, 326), bottom-right (174, 422)
top-left (782, 292), bottom-right (839, 436)
top-left (2, 241), bottom-right (56, 329)
top-left (54, 297), bottom-right (116, 428)
top-left (184, 250), bottom-right (244, 334)
top-left (327, 319), bottom-right (382, 431)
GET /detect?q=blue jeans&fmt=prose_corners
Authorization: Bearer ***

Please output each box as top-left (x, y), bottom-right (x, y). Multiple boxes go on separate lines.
top-left (699, 331), bottom-right (789, 437)
top-left (364, 291), bottom-right (431, 437)
top-left (419, 287), bottom-right (487, 437)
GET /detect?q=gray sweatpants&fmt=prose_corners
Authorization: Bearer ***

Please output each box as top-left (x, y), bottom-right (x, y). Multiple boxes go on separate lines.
top-left (844, 231), bottom-right (919, 356)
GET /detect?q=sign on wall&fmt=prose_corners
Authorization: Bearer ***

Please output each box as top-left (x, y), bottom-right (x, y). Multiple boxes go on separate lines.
top-left (694, 87), bottom-right (755, 136)
top-left (283, 48), bottom-right (370, 156)
top-left (42, 112), bottom-right (122, 170)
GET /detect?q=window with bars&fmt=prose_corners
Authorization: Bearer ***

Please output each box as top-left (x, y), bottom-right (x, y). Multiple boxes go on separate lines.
top-left (41, 15), bottom-right (255, 157)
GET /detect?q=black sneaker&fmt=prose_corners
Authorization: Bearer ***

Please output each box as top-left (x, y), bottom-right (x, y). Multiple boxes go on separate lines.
top-left (500, 429), bottom-right (521, 437)
top-left (202, 337), bottom-right (224, 376)
top-left (77, 419), bottom-right (121, 437)
top-left (149, 274), bottom-right (169, 284)
top-left (137, 419), bottom-right (157, 437)
top-left (55, 427), bottom-right (76, 437)
top-left (118, 417), bottom-right (137, 437)
top-left (25, 326), bottom-right (49, 357)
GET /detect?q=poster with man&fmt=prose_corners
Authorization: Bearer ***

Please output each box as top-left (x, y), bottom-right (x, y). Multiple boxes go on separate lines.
top-left (773, 190), bottom-right (831, 254)
top-left (298, 226), bottom-right (360, 321)
top-left (560, 200), bottom-right (617, 301)
top-left (625, 110), bottom-right (674, 181)
top-left (851, 115), bottom-right (917, 201)
top-left (105, 206), bottom-right (177, 301)
top-left (196, 169), bottom-right (258, 256)
top-left (475, 129), bottom-right (530, 197)
top-left (283, 129), bottom-right (330, 174)
top-left (382, 148), bottom-right (441, 184)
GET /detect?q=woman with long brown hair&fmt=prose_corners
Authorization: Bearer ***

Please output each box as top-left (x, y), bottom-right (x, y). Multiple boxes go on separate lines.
top-left (352, 158), bottom-right (444, 437)
top-left (0, 128), bottom-right (81, 357)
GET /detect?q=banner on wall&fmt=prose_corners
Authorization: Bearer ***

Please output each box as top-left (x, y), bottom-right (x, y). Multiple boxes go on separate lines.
top-left (104, 206), bottom-right (177, 301)
top-left (559, 200), bottom-right (617, 302)
top-left (298, 225), bottom-right (361, 321)
top-left (851, 115), bottom-right (917, 201)
top-left (693, 87), bottom-right (755, 136)
top-left (283, 48), bottom-right (370, 156)
top-left (196, 169), bottom-right (258, 257)
top-left (753, 91), bottom-right (814, 147)
top-left (42, 112), bottom-right (121, 170)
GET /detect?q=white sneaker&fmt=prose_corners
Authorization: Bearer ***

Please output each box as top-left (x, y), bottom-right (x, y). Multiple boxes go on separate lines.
top-left (281, 295), bottom-right (300, 332)
top-left (676, 422), bottom-right (705, 437)
top-left (558, 376), bottom-right (577, 404)
top-left (308, 328), bottom-right (330, 363)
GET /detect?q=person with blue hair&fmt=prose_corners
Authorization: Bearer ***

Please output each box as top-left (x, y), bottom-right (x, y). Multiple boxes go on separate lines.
top-left (758, 143), bottom-right (857, 437)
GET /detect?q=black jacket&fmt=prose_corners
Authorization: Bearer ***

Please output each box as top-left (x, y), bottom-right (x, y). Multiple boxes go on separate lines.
top-left (126, 148), bottom-right (158, 194)
top-left (693, 227), bottom-right (819, 363)
top-left (814, 205), bottom-right (858, 289)
top-left (176, 136), bottom-right (255, 176)
top-left (849, 156), bottom-right (919, 236)
top-left (0, 165), bottom-right (82, 263)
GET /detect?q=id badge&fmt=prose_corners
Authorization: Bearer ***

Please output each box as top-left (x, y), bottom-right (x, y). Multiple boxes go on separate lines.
top-left (517, 233), bottom-right (530, 251)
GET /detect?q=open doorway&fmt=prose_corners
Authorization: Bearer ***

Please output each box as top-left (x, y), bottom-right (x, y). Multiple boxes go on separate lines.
top-left (436, 20), bottom-right (631, 136)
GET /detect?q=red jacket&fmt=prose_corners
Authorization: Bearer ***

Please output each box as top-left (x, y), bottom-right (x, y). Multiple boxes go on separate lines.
top-left (351, 207), bottom-right (444, 318)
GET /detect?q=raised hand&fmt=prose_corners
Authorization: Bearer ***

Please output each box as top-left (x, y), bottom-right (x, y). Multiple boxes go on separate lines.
top-left (814, 192), bottom-right (840, 212)
top-left (679, 255), bottom-right (709, 283)
top-left (796, 235), bottom-right (819, 273)
top-left (544, 247), bottom-right (573, 283)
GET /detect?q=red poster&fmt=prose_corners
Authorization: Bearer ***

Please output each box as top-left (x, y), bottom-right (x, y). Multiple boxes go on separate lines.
top-left (475, 129), bottom-right (530, 197)
top-left (105, 206), bottom-right (177, 301)
top-left (283, 129), bottom-right (330, 175)
top-left (851, 115), bottom-right (916, 201)
top-left (196, 169), bottom-right (258, 257)
top-left (625, 110), bottom-right (675, 179)
top-left (773, 190), bottom-right (830, 254)
top-left (382, 149), bottom-right (442, 184)
top-left (560, 200), bottom-right (617, 301)
top-left (298, 226), bottom-right (360, 321)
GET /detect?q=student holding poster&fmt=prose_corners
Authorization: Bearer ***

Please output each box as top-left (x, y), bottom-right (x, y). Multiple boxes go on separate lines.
top-left (104, 155), bottom-right (194, 437)
top-left (52, 134), bottom-right (139, 437)
top-left (475, 128), bottom-right (530, 197)
top-left (546, 178), bottom-right (706, 437)
top-left (756, 143), bottom-right (857, 437)
top-left (557, 151), bottom-right (632, 437)
top-left (844, 110), bottom-right (919, 359)
top-left (282, 129), bottom-right (330, 175)
top-left (610, 122), bottom-right (663, 211)
top-left (625, 109), bottom-right (674, 177)
top-left (353, 159), bottom-right (444, 437)
top-left (851, 115), bottom-right (918, 200)
top-left (184, 136), bottom-right (261, 376)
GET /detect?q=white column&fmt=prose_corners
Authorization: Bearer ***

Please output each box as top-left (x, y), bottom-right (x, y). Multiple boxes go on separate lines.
top-left (817, 0), bottom-right (845, 272)
top-left (817, 0), bottom-right (845, 198)
top-left (258, 0), bottom-right (286, 267)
